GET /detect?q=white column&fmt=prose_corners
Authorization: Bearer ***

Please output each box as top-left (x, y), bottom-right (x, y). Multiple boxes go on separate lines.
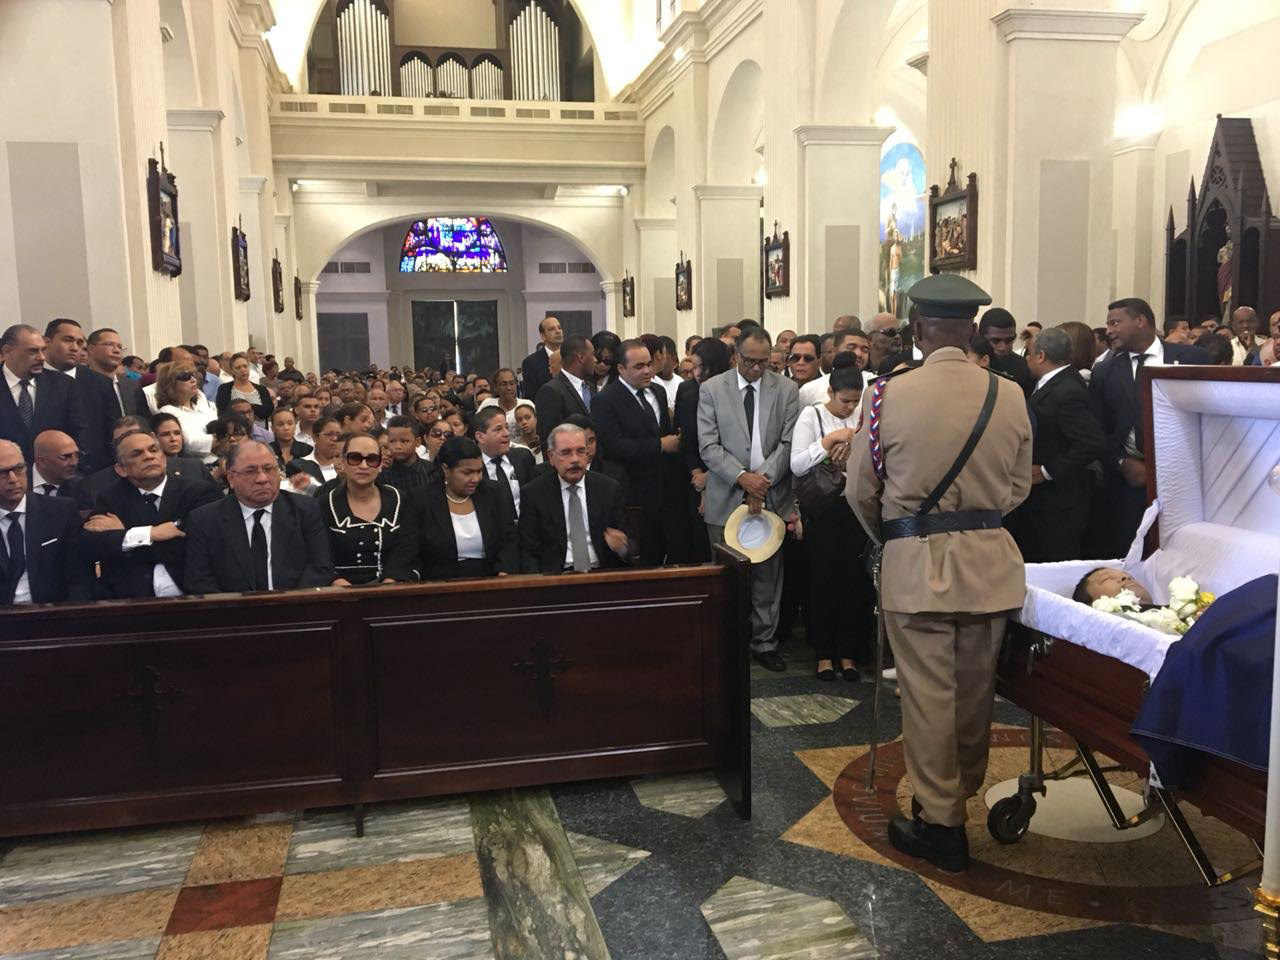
top-left (635, 217), bottom-right (677, 341)
top-left (990, 6), bottom-right (1142, 325)
top-left (1112, 133), bottom-right (1159, 311)
top-left (299, 279), bottom-right (321, 373)
top-left (239, 175), bottom-right (270, 352)
top-left (600, 280), bottom-right (624, 338)
top-left (796, 125), bottom-right (892, 332)
top-left (694, 185), bottom-right (763, 332)
top-left (167, 108), bottom-right (231, 352)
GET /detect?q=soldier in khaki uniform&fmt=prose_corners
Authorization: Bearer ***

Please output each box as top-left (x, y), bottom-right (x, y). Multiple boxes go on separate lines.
top-left (848, 274), bottom-right (1033, 872)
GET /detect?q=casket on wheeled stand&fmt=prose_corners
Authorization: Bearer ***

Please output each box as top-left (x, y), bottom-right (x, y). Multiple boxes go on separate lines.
top-left (993, 365), bottom-right (1277, 886)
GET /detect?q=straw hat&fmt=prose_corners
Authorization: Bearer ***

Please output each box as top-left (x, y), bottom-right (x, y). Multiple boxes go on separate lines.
top-left (724, 503), bottom-right (786, 563)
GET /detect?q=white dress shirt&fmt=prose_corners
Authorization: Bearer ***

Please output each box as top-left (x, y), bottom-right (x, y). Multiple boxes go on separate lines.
top-left (1130, 336), bottom-right (1164, 376)
top-left (29, 466), bottom-right (59, 497)
top-left (633, 384), bottom-right (661, 424)
top-left (239, 500), bottom-right (273, 589)
top-left (452, 510), bottom-right (485, 559)
top-left (1, 497), bottom-right (30, 604)
top-left (119, 477), bottom-right (183, 597)
top-left (1230, 337), bottom-right (1254, 366)
top-left (790, 403), bottom-right (856, 477)
top-left (797, 373), bottom-right (829, 408)
top-left (4, 365), bottom-right (35, 410)
top-left (560, 476), bottom-right (600, 570)
top-left (295, 429), bottom-right (315, 447)
top-left (160, 395), bottom-right (217, 461)
top-left (735, 371), bottom-right (765, 472)
top-left (562, 368), bottom-right (590, 409)
top-left (653, 374), bottom-right (680, 412)
top-left (486, 453), bottom-right (521, 515)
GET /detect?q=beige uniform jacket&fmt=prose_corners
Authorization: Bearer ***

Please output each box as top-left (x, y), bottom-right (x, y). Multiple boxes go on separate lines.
top-left (848, 347), bottom-right (1033, 614)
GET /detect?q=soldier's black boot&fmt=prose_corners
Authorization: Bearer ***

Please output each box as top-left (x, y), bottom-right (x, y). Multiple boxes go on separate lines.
top-left (887, 816), bottom-right (970, 873)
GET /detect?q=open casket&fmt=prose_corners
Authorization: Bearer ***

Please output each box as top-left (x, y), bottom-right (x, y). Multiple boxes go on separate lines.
top-left (996, 365), bottom-right (1279, 881)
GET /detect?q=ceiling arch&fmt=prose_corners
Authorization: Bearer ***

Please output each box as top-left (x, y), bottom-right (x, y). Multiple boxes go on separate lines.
top-left (709, 60), bottom-right (764, 185)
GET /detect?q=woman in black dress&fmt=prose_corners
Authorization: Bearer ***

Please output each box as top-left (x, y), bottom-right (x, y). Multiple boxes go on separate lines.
top-left (323, 432), bottom-right (419, 586)
top-left (415, 437), bottom-right (518, 580)
top-left (672, 338), bottom-right (730, 561)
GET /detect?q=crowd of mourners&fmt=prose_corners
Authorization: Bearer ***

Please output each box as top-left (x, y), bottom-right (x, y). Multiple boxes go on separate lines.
top-left (1, 300), bottom-right (1274, 676)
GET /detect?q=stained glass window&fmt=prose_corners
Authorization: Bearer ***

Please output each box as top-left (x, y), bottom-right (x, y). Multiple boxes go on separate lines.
top-left (399, 217), bottom-right (508, 273)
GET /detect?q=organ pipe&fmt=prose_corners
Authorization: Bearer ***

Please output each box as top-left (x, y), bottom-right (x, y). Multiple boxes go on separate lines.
top-left (508, 1), bottom-right (561, 102)
top-left (336, 0), bottom-right (390, 96)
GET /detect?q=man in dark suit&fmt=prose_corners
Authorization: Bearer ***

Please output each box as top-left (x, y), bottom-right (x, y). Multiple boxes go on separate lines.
top-left (532, 334), bottom-right (596, 450)
top-left (520, 315), bottom-right (563, 400)
top-left (1090, 297), bottom-right (1210, 557)
top-left (86, 327), bottom-right (145, 418)
top-left (29, 430), bottom-right (94, 511)
top-left (977, 308), bottom-right (1035, 396)
top-left (592, 339), bottom-right (684, 565)
top-left (0, 439), bottom-right (92, 605)
top-left (184, 440), bottom-right (335, 593)
top-left (82, 416), bottom-right (210, 500)
top-left (520, 422), bottom-right (630, 573)
top-left (1, 324), bottom-right (86, 466)
top-left (80, 431), bottom-right (221, 598)
top-left (44, 319), bottom-right (117, 472)
top-left (1014, 327), bottom-right (1107, 562)
top-left (472, 406), bottom-right (535, 518)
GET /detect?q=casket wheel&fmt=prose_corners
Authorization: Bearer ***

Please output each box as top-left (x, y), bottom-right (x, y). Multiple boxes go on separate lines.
top-left (987, 795), bottom-right (1035, 844)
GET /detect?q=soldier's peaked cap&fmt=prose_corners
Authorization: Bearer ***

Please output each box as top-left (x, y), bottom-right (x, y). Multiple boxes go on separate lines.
top-left (907, 274), bottom-right (992, 320)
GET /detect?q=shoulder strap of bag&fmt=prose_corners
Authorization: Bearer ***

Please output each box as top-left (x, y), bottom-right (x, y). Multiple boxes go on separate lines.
top-left (916, 371), bottom-right (999, 517)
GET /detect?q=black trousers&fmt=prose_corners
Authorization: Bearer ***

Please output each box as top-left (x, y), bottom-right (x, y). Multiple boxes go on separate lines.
top-left (1021, 500), bottom-right (1090, 563)
top-left (773, 534), bottom-right (812, 645)
top-left (805, 498), bottom-right (875, 664)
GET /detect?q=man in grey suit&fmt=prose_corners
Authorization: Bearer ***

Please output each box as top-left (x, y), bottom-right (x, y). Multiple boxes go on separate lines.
top-left (697, 327), bottom-right (800, 671)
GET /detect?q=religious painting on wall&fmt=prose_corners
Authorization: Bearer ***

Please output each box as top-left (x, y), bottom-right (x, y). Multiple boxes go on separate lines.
top-left (763, 224), bottom-right (790, 299)
top-left (622, 273), bottom-right (636, 317)
top-left (879, 138), bottom-right (926, 318)
top-left (231, 222), bottom-right (251, 301)
top-left (294, 275), bottom-right (303, 321)
top-left (271, 253), bottom-right (285, 314)
top-left (928, 158), bottom-right (979, 273)
top-left (147, 147), bottom-right (181, 278)
top-left (675, 255), bottom-right (693, 311)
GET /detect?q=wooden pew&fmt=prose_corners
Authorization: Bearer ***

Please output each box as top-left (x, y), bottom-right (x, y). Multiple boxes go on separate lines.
top-left (0, 547), bottom-right (751, 839)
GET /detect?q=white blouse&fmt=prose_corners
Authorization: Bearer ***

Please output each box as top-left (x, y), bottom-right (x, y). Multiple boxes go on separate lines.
top-left (790, 403), bottom-right (857, 477)
top-left (160, 394), bottom-right (218, 461)
top-left (452, 509), bottom-right (485, 560)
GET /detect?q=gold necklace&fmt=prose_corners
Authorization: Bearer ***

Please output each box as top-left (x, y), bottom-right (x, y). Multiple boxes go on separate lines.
top-left (445, 491), bottom-right (470, 504)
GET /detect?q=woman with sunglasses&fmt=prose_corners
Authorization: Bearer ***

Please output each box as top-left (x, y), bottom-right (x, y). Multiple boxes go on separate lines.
top-left (324, 432), bottom-right (418, 586)
top-left (414, 436), bottom-right (518, 581)
top-left (156, 361), bottom-right (218, 463)
top-left (419, 417), bottom-right (452, 461)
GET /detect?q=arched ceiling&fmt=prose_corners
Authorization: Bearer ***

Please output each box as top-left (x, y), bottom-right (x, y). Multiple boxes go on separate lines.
top-left (265, 0), bottom-right (643, 98)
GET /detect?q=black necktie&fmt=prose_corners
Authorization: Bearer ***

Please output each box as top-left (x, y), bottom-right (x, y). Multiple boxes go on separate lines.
top-left (3, 512), bottom-right (25, 593)
top-left (16, 379), bottom-right (34, 431)
top-left (743, 384), bottom-right (755, 442)
top-left (40, 483), bottom-right (57, 497)
top-left (250, 509), bottom-right (269, 590)
top-left (142, 493), bottom-right (160, 517)
top-left (637, 389), bottom-right (655, 424)
top-left (492, 458), bottom-right (516, 512)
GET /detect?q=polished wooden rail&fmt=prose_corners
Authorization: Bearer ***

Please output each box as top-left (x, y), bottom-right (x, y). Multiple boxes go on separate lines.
top-left (0, 546), bottom-right (751, 838)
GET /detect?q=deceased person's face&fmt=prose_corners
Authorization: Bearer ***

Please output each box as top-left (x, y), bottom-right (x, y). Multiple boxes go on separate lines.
top-left (1080, 568), bottom-right (1152, 606)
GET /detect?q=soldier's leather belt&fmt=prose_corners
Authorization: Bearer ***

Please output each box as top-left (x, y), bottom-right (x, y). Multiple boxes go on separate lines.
top-left (880, 509), bottom-right (1003, 541)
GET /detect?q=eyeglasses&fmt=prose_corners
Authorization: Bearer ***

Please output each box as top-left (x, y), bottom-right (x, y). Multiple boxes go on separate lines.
top-left (231, 465), bottom-right (277, 477)
top-left (344, 452), bottom-right (382, 467)
top-left (174, 371), bottom-right (196, 382)
top-left (0, 463), bottom-right (27, 479)
top-left (738, 355), bottom-right (770, 368)
top-left (788, 353), bottom-right (817, 363)
top-left (872, 330), bottom-right (903, 340)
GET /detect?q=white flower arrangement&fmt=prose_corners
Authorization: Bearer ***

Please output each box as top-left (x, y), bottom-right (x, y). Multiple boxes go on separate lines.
top-left (1091, 577), bottom-right (1215, 636)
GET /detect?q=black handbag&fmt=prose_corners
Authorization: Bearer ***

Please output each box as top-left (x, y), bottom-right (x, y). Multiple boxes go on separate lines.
top-left (795, 412), bottom-right (847, 517)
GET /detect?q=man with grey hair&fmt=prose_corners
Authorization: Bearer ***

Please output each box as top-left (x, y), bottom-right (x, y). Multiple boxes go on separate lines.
top-left (183, 439), bottom-right (333, 594)
top-left (1020, 325), bottom-right (1106, 562)
top-left (1, 324), bottom-right (87, 464)
top-left (517, 423), bottom-right (629, 573)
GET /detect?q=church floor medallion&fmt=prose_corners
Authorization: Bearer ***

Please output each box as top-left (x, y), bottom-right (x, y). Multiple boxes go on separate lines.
top-left (830, 727), bottom-right (1258, 927)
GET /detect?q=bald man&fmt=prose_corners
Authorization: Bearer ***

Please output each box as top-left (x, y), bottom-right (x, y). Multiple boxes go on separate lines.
top-left (832, 315), bottom-right (861, 334)
top-left (30, 430), bottom-right (93, 510)
top-left (0, 439), bottom-right (92, 605)
top-left (1229, 306), bottom-right (1262, 365)
top-left (868, 313), bottom-right (907, 372)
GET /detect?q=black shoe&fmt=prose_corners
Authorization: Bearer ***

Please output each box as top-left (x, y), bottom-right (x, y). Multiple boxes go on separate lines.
top-left (840, 665), bottom-right (860, 682)
top-left (911, 796), bottom-right (922, 821)
top-left (816, 666), bottom-right (836, 681)
top-left (886, 815), bottom-right (970, 873)
top-left (753, 651), bottom-right (787, 672)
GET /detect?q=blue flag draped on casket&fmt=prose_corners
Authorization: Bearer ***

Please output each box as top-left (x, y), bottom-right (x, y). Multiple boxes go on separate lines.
top-left (1131, 574), bottom-right (1276, 788)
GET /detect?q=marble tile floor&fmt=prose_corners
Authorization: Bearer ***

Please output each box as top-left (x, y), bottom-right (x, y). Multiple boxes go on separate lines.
top-left (0, 638), bottom-right (1263, 960)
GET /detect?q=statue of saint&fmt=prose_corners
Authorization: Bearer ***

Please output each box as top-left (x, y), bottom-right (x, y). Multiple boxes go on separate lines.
top-left (1216, 232), bottom-right (1234, 317)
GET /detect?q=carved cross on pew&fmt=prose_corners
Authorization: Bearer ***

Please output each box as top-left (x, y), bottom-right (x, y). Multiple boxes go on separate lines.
top-left (512, 639), bottom-right (573, 722)
top-left (115, 665), bottom-right (184, 743)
